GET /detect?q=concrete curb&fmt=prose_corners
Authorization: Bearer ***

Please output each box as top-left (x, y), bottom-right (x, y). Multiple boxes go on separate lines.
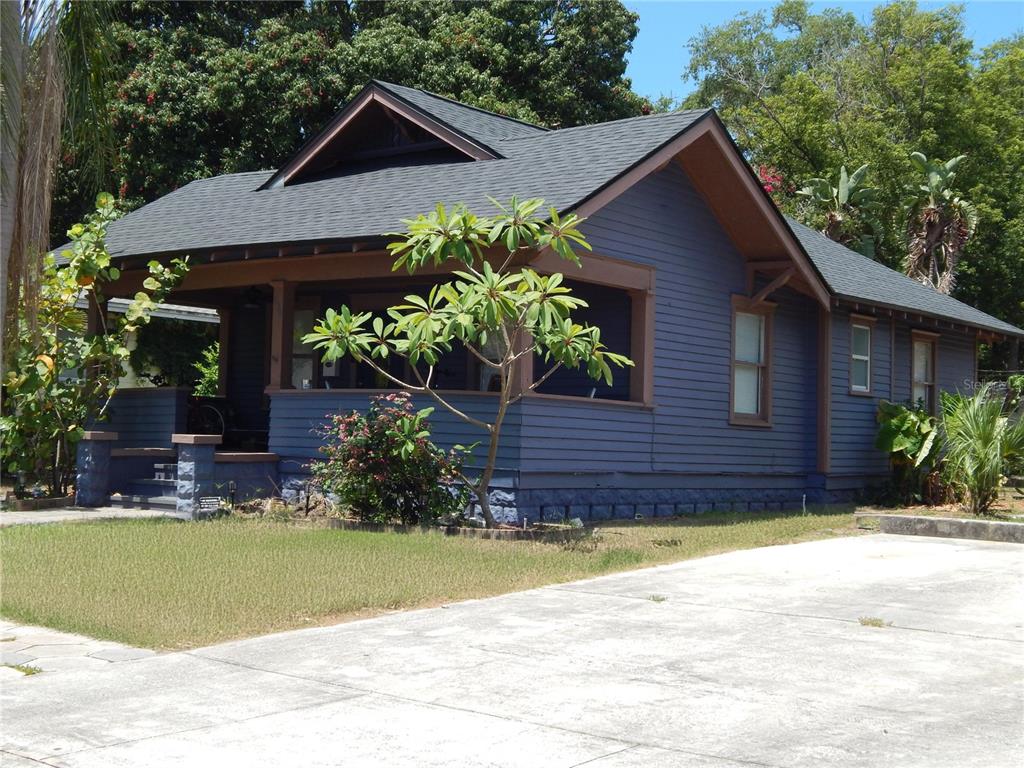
top-left (856, 513), bottom-right (1024, 544)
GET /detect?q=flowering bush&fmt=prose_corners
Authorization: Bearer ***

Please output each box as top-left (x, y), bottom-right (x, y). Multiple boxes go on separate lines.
top-left (312, 393), bottom-right (469, 525)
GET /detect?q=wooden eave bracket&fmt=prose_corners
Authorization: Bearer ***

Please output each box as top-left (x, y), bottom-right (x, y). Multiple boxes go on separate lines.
top-left (750, 266), bottom-right (794, 305)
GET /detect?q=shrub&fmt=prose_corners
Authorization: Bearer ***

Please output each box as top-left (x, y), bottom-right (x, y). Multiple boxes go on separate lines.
top-left (312, 393), bottom-right (469, 525)
top-left (1007, 374), bottom-right (1024, 414)
top-left (940, 384), bottom-right (1024, 516)
top-left (875, 400), bottom-right (942, 504)
top-left (191, 341), bottom-right (220, 396)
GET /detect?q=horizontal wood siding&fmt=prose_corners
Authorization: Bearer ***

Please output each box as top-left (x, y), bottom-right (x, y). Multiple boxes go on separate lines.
top-left (102, 388), bottom-right (188, 448)
top-left (831, 311), bottom-right (977, 477)
top-left (518, 398), bottom-right (654, 472)
top-left (567, 164), bottom-right (817, 476)
top-left (829, 308), bottom-right (893, 475)
top-left (893, 322), bottom-right (976, 403)
top-left (936, 330), bottom-right (976, 395)
top-left (268, 391), bottom-right (522, 475)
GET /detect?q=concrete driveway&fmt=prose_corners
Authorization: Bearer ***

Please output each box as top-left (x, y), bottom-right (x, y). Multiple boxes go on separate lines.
top-left (2, 534), bottom-right (1022, 767)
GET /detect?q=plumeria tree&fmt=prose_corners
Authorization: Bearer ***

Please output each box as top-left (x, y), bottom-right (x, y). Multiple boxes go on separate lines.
top-left (0, 193), bottom-right (187, 495)
top-left (304, 197), bottom-right (633, 527)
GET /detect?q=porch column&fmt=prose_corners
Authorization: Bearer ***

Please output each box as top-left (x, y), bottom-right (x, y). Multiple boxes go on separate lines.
top-left (85, 297), bottom-right (108, 336)
top-left (217, 307), bottom-right (231, 397)
top-left (85, 298), bottom-right (109, 382)
top-left (509, 329), bottom-right (534, 398)
top-left (172, 434), bottom-right (221, 519)
top-left (269, 280), bottom-right (295, 389)
top-left (75, 431), bottom-right (118, 507)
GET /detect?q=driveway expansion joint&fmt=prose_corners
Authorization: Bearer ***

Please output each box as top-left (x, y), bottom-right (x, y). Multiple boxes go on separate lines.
top-left (546, 586), bottom-right (1024, 643)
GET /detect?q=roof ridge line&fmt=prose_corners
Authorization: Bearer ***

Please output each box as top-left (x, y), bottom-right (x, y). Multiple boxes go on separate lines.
top-left (496, 108), bottom-right (714, 141)
top-left (371, 80), bottom-right (549, 134)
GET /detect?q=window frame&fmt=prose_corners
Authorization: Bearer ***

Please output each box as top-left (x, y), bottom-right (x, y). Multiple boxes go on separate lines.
top-left (911, 330), bottom-right (939, 414)
top-left (729, 295), bottom-right (774, 428)
top-left (289, 296), bottom-right (323, 390)
top-left (848, 314), bottom-right (877, 396)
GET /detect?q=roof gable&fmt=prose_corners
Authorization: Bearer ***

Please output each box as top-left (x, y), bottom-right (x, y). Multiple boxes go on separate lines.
top-left (263, 82), bottom-right (506, 189)
top-left (371, 81), bottom-right (548, 145)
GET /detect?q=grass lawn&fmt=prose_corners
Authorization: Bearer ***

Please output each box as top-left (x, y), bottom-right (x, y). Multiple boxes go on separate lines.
top-left (0, 509), bottom-right (859, 650)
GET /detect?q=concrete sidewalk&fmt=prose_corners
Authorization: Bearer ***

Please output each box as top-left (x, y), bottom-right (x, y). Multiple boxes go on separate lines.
top-left (0, 506), bottom-right (186, 527)
top-left (1, 623), bottom-right (155, 677)
top-left (2, 534), bottom-right (1022, 767)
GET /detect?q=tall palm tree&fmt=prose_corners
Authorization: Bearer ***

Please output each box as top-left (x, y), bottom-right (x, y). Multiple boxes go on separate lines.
top-left (1, 0), bottom-right (115, 366)
top-left (902, 152), bottom-right (977, 295)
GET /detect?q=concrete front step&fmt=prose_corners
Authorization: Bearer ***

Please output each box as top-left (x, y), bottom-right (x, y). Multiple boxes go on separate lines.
top-left (122, 478), bottom-right (177, 498)
top-left (108, 493), bottom-right (177, 511)
top-left (153, 463), bottom-right (178, 481)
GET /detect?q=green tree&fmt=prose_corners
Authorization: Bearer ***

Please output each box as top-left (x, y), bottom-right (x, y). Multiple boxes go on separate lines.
top-left (52, 0), bottom-right (646, 241)
top-left (192, 341), bottom-right (221, 397)
top-left (304, 198), bottom-right (632, 528)
top-left (0, 194), bottom-right (188, 496)
top-left (685, 1), bottom-right (1024, 334)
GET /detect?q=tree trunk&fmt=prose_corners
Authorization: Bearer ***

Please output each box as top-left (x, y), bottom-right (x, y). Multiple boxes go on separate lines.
top-left (473, 363), bottom-right (514, 528)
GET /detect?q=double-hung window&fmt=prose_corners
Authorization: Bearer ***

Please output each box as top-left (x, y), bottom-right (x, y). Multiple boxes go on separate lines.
top-left (849, 319), bottom-right (874, 394)
top-left (730, 297), bottom-right (773, 426)
top-left (912, 332), bottom-right (937, 413)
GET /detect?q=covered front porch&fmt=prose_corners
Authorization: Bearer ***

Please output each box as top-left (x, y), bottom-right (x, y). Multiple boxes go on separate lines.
top-left (91, 244), bottom-right (657, 515)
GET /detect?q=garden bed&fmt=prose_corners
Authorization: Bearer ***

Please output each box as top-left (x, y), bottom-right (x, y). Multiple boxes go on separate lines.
top-left (327, 517), bottom-right (591, 544)
top-left (2, 495), bottom-right (75, 512)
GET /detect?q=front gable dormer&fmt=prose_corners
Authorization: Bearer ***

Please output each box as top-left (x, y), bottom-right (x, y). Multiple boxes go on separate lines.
top-left (263, 82), bottom-right (512, 189)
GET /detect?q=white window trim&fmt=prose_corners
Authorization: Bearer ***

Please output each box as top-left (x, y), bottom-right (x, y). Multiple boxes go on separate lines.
top-left (850, 322), bottom-right (872, 394)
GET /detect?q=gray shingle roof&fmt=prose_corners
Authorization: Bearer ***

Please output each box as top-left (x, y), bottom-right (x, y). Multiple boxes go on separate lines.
top-left (96, 108), bottom-right (710, 259)
top-left (87, 83), bottom-right (1021, 338)
top-left (788, 219), bottom-right (1022, 336)
top-left (372, 81), bottom-right (548, 147)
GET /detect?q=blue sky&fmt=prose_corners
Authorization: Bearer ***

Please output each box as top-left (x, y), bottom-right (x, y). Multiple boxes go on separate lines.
top-left (624, 1), bottom-right (1024, 102)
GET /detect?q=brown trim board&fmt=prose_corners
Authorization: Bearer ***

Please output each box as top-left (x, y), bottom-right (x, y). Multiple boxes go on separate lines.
top-left (572, 114), bottom-right (831, 310)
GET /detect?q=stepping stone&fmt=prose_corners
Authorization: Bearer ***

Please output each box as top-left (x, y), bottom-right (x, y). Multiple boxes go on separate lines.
top-left (1, 651), bottom-right (37, 665)
top-left (19, 643), bottom-right (94, 658)
top-left (31, 656), bottom-right (112, 674)
top-left (89, 647), bottom-right (156, 662)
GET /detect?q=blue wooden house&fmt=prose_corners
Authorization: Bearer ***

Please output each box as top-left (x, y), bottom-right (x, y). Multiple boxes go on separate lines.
top-left (81, 81), bottom-right (1024, 519)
